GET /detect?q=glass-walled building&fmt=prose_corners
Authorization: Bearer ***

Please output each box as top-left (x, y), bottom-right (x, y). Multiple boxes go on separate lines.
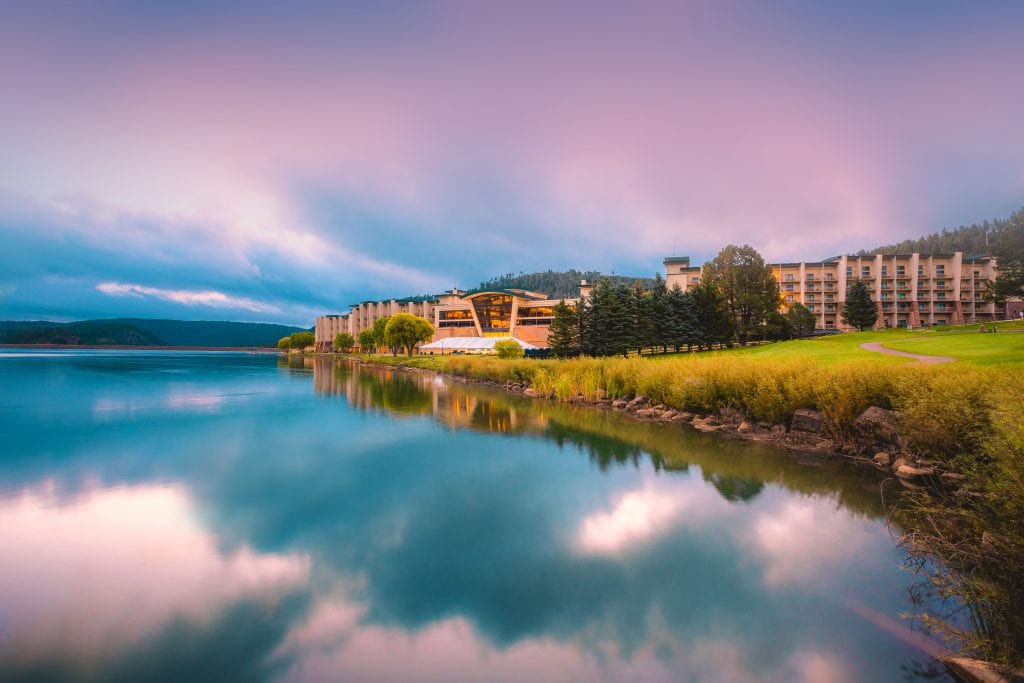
top-left (315, 288), bottom-right (576, 352)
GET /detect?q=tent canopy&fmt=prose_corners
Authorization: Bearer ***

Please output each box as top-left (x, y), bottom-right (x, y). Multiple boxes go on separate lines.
top-left (419, 336), bottom-right (539, 351)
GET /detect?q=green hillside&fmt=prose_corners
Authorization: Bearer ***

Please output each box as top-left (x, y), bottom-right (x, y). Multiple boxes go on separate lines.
top-left (0, 318), bottom-right (306, 347)
top-left (475, 269), bottom-right (656, 298)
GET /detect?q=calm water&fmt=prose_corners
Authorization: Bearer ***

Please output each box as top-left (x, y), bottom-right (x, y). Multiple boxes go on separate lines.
top-left (0, 350), bottom-right (950, 682)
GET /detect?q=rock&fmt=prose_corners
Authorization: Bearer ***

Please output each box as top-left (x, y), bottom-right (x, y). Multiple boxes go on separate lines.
top-left (896, 463), bottom-right (936, 480)
top-left (853, 406), bottom-right (901, 447)
top-left (771, 423), bottom-right (787, 434)
top-left (940, 655), bottom-right (1024, 683)
top-left (737, 421), bottom-right (751, 433)
top-left (628, 395), bottom-right (646, 406)
top-left (611, 399), bottom-right (628, 409)
top-left (873, 452), bottom-right (891, 467)
top-left (635, 408), bottom-right (658, 419)
top-left (677, 412), bottom-right (695, 422)
top-left (757, 422), bottom-right (772, 430)
top-left (661, 409), bottom-right (678, 419)
top-left (719, 408), bottom-right (746, 425)
top-left (791, 408), bottom-right (824, 434)
top-left (523, 388), bottom-right (540, 398)
top-left (652, 404), bottom-right (666, 411)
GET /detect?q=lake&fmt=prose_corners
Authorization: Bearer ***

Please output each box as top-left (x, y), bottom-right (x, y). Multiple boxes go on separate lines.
top-left (0, 350), bottom-right (951, 682)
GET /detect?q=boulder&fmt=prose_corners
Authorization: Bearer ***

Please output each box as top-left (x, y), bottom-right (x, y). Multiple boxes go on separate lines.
top-left (737, 421), bottom-right (752, 433)
top-left (611, 399), bottom-right (628, 409)
top-left (873, 452), bottom-right (892, 467)
top-left (677, 412), bottom-right (695, 422)
top-left (635, 408), bottom-right (659, 419)
top-left (940, 655), bottom-right (1024, 683)
top-left (628, 395), bottom-right (647, 406)
top-left (791, 408), bottom-right (824, 434)
top-left (523, 388), bottom-right (540, 398)
top-left (661, 409), bottom-right (678, 419)
top-left (896, 463), bottom-right (936, 480)
top-left (853, 406), bottom-right (901, 447)
top-left (719, 408), bottom-right (746, 425)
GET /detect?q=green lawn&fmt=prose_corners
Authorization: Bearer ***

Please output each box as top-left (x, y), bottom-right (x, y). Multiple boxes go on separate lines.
top-left (882, 333), bottom-right (1024, 366)
top-left (649, 319), bottom-right (1024, 367)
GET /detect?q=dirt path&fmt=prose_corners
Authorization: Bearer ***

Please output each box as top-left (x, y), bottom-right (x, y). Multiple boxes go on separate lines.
top-left (858, 342), bottom-right (956, 365)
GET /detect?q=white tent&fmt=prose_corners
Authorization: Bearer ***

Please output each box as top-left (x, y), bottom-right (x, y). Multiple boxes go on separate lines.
top-left (418, 336), bottom-right (539, 352)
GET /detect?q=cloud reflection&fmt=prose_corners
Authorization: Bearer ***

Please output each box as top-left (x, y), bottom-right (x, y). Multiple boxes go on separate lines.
top-left (0, 483), bottom-right (310, 677)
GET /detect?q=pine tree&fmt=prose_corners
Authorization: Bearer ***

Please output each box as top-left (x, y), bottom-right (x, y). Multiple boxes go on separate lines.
top-left (690, 282), bottom-right (734, 349)
top-left (841, 280), bottom-right (878, 331)
top-left (547, 300), bottom-right (580, 358)
top-left (648, 273), bottom-right (670, 353)
top-left (631, 281), bottom-right (654, 354)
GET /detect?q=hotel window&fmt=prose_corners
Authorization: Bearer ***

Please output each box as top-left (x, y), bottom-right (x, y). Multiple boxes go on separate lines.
top-left (785, 284), bottom-right (794, 292)
top-left (881, 266), bottom-right (888, 275)
top-left (917, 293), bottom-right (926, 299)
top-left (935, 280), bottom-right (945, 288)
top-left (438, 309), bottom-right (476, 328)
top-left (807, 305), bottom-right (815, 312)
top-left (806, 294), bottom-right (815, 302)
top-left (896, 265), bottom-right (905, 273)
top-left (785, 273), bottom-right (793, 281)
top-left (825, 273), bottom-right (834, 280)
top-left (936, 293), bottom-right (945, 300)
top-left (470, 294), bottom-right (515, 333)
top-left (825, 294), bottom-right (834, 301)
top-left (691, 277), bottom-right (700, 284)
top-left (517, 306), bottom-right (557, 326)
top-left (861, 266), bottom-right (870, 277)
top-left (825, 283), bottom-right (834, 291)
top-left (846, 266), bottom-right (853, 275)
top-left (880, 293), bottom-right (889, 300)
top-left (936, 265), bottom-right (945, 275)
top-left (897, 293), bottom-right (906, 300)
top-left (825, 320), bottom-right (835, 328)
top-left (806, 283), bottom-right (815, 291)
top-left (785, 295), bottom-right (794, 303)
top-left (806, 273), bottom-right (815, 281)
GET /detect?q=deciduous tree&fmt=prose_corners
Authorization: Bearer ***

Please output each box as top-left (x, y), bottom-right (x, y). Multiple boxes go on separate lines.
top-left (785, 303), bottom-right (816, 338)
top-left (702, 245), bottom-right (779, 345)
top-left (333, 332), bottom-right (354, 352)
top-left (383, 313), bottom-right (434, 356)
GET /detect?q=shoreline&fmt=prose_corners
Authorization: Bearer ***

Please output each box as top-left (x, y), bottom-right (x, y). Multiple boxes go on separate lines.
top-left (336, 353), bottom-right (957, 491)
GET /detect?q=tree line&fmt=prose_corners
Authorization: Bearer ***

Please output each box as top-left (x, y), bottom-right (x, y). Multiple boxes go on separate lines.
top-left (547, 244), bottom-right (831, 358)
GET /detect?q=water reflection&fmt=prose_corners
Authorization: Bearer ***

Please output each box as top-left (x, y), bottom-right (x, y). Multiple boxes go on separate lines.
top-left (0, 351), bottom-right (949, 682)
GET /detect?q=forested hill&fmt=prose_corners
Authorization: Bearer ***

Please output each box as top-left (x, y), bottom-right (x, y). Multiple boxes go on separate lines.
top-left (858, 208), bottom-right (1021, 256)
top-left (476, 270), bottom-right (657, 298)
top-left (0, 318), bottom-right (306, 347)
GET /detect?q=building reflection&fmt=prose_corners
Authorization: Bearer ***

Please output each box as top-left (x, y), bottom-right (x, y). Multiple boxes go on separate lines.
top-left (301, 358), bottom-right (892, 518)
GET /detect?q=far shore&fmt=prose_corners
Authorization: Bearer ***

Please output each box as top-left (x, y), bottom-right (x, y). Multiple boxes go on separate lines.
top-left (0, 344), bottom-right (279, 352)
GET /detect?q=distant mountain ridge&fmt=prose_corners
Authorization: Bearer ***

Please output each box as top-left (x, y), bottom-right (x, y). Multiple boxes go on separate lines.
top-left (857, 208), bottom-right (1021, 256)
top-left (475, 270), bottom-right (656, 299)
top-left (0, 318), bottom-right (306, 347)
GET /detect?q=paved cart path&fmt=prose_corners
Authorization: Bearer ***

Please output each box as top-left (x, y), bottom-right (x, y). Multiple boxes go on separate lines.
top-left (858, 342), bottom-right (957, 365)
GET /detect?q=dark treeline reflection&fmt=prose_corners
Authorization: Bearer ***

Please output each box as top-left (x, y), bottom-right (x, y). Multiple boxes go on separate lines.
top-left (298, 357), bottom-right (889, 516)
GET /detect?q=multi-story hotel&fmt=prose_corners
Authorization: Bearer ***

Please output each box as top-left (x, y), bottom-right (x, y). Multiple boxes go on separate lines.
top-left (665, 251), bottom-right (1000, 330)
top-left (315, 288), bottom-right (578, 352)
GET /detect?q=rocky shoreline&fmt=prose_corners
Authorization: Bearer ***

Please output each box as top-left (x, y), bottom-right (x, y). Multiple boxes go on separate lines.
top-left (361, 357), bottom-right (962, 492)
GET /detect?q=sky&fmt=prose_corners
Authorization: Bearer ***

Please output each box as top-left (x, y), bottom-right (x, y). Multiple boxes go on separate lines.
top-left (1, 1), bottom-right (1023, 326)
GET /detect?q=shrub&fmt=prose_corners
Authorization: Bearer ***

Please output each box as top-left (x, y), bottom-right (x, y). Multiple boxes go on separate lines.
top-left (494, 339), bottom-right (525, 359)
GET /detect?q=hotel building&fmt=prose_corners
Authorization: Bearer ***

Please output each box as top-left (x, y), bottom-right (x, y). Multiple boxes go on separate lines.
top-left (665, 252), bottom-right (999, 330)
top-left (315, 288), bottom-right (578, 352)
